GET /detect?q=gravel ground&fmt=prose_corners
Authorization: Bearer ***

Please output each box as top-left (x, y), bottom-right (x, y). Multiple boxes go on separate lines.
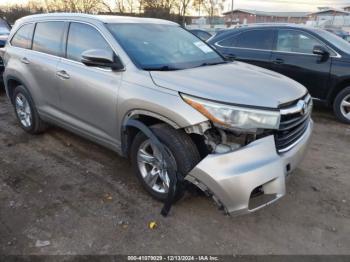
top-left (0, 89), bottom-right (349, 255)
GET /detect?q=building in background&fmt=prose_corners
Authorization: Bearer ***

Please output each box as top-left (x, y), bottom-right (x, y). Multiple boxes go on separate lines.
top-left (188, 6), bottom-right (350, 32)
top-left (222, 9), bottom-right (309, 25)
top-left (307, 7), bottom-right (350, 30)
top-left (309, 7), bottom-right (349, 19)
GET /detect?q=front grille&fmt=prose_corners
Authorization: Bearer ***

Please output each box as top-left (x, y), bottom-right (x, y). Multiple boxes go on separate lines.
top-left (275, 94), bottom-right (312, 153)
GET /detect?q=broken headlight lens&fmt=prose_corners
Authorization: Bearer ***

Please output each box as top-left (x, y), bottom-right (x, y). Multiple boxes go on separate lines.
top-left (181, 94), bottom-right (280, 131)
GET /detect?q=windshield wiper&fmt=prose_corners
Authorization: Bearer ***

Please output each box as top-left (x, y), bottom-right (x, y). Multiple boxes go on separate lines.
top-left (197, 61), bottom-right (228, 67)
top-left (144, 65), bottom-right (181, 71)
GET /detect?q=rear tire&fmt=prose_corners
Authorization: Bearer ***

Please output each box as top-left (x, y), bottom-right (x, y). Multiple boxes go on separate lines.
top-left (334, 87), bottom-right (350, 124)
top-left (130, 123), bottom-right (201, 202)
top-left (13, 85), bottom-right (47, 134)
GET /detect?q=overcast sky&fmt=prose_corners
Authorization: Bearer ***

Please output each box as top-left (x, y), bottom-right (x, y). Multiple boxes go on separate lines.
top-left (1, 0), bottom-right (350, 12)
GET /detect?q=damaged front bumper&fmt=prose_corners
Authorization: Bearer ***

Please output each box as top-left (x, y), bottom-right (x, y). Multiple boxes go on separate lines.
top-left (186, 120), bottom-right (313, 216)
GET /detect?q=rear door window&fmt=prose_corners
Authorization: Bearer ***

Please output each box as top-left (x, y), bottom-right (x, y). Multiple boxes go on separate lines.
top-left (32, 21), bottom-right (66, 57)
top-left (11, 23), bottom-right (35, 49)
top-left (66, 22), bottom-right (112, 62)
top-left (235, 30), bottom-right (274, 50)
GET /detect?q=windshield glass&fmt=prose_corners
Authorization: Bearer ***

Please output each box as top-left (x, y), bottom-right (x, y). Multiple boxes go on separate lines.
top-left (0, 20), bottom-right (10, 35)
top-left (316, 29), bottom-right (350, 54)
top-left (107, 23), bottom-right (224, 70)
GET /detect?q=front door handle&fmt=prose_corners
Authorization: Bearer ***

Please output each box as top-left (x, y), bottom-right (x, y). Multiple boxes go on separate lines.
top-left (21, 57), bottom-right (30, 64)
top-left (273, 58), bottom-right (285, 65)
top-left (56, 70), bottom-right (70, 79)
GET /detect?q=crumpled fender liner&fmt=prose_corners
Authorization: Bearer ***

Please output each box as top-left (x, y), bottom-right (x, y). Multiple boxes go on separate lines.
top-left (122, 119), bottom-right (181, 217)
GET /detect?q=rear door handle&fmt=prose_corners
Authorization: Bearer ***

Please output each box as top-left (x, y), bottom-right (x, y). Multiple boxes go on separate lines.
top-left (56, 70), bottom-right (70, 79)
top-left (273, 58), bottom-right (284, 64)
top-left (21, 57), bottom-right (30, 64)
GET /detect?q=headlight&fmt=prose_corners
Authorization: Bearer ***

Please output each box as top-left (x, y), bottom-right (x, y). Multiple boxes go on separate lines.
top-left (181, 94), bottom-right (280, 131)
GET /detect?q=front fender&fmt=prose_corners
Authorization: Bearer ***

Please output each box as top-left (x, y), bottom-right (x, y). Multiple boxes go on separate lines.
top-left (117, 80), bottom-right (208, 140)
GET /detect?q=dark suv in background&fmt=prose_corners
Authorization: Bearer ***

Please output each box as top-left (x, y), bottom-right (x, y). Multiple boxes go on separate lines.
top-left (208, 24), bottom-right (350, 124)
top-left (189, 29), bottom-right (212, 41)
top-left (0, 18), bottom-right (11, 82)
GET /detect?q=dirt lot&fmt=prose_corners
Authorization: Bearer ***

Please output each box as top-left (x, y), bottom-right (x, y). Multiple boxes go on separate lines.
top-left (0, 88), bottom-right (349, 255)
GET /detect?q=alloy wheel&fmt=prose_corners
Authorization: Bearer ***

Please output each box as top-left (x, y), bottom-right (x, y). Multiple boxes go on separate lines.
top-left (15, 93), bottom-right (32, 128)
top-left (340, 94), bottom-right (350, 121)
top-left (137, 140), bottom-right (173, 194)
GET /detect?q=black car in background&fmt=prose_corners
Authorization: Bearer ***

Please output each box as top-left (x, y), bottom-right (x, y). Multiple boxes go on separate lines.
top-left (189, 29), bottom-right (212, 41)
top-left (208, 24), bottom-right (350, 124)
top-left (0, 18), bottom-right (11, 82)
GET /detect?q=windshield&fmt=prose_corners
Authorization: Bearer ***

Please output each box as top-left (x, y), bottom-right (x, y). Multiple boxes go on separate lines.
top-left (106, 23), bottom-right (224, 70)
top-left (316, 29), bottom-right (350, 54)
top-left (0, 20), bottom-right (10, 35)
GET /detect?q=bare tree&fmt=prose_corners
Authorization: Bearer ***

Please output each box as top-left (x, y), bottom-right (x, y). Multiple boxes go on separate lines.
top-left (173, 0), bottom-right (191, 25)
top-left (102, 0), bottom-right (137, 14)
top-left (202, 0), bottom-right (224, 25)
top-left (192, 0), bottom-right (203, 16)
top-left (0, 4), bottom-right (38, 24)
top-left (43, 0), bottom-right (104, 13)
top-left (125, 0), bottom-right (134, 13)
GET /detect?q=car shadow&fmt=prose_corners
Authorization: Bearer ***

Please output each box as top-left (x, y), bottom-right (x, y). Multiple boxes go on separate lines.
top-left (312, 103), bottom-right (341, 125)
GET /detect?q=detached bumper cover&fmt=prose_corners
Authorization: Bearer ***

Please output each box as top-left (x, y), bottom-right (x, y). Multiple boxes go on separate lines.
top-left (186, 120), bottom-right (313, 215)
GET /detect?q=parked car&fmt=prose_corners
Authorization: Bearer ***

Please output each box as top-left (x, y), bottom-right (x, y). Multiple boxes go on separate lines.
top-left (189, 29), bottom-right (212, 41)
top-left (208, 24), bottom-right (350, 124)
top-left (3, 14), bottom-right (313, 215)
top-left (0, 18), bottom-right (11, 82)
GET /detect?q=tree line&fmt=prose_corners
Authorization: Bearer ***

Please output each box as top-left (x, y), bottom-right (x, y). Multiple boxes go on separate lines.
top-left (0, 0), bottom-right (226, 25)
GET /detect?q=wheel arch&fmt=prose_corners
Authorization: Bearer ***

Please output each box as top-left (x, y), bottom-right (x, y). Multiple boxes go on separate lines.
top-left (5, 76), bottom-right (24, 104)
top-left (329, 79), bottom-right (350, 106)
top-left (121, 110), bottom-right (181, 157)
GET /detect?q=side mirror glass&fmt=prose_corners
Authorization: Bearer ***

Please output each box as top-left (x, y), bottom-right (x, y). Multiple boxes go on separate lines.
top-left (81, 49), bottom-right (124, 70)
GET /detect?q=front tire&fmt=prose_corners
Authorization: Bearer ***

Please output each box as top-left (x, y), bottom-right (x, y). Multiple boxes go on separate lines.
top-left (130, 123), bottom-right (201, 202)
top-left (13, 85), bottom-right (47, 134)
top-left (334, 87), bottom-right (350, 124)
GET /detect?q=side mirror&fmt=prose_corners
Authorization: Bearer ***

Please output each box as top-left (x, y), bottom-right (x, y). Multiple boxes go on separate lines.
top-left (313, 45), bottom-right (329, 57)
top-left (81, 49), bottom-right (124, 70)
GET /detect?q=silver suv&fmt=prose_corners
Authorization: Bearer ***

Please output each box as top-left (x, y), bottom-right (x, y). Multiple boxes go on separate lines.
top-left (2, 14), bottom-right (313, 215)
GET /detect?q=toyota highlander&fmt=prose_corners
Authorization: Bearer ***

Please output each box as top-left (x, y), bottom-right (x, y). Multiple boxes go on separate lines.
top-left (2, 14), bottom-right (313, 215)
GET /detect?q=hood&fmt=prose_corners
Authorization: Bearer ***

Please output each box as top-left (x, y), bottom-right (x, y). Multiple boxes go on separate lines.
top-left (150, 61), bottom-right (307, 108)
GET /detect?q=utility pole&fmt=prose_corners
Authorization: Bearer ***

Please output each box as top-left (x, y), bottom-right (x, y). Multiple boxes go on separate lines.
top-left (199, 0), bottom-right (201, 16)
top-left (230, 0), bottom-right (234, 25)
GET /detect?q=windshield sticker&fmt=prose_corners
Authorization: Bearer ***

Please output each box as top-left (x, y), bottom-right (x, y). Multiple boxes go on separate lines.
top-left (194, 41), bottom-right (214, 53)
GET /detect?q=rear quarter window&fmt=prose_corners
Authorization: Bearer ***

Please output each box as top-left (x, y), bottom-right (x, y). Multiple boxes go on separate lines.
top-left (11, 23), bottom-right (35, 49)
